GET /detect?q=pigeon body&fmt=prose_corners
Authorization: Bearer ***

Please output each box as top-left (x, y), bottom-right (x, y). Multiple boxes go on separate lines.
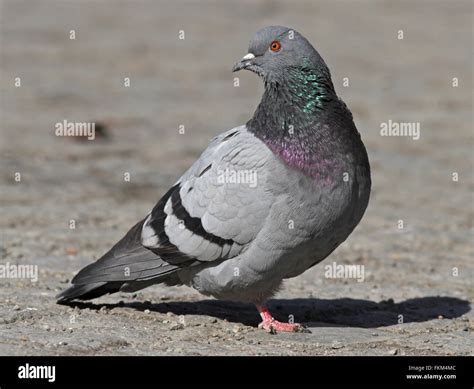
top-left (57, 26), bottom-right (371, 331)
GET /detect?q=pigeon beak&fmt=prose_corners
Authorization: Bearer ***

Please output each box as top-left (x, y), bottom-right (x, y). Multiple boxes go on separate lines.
top-left (232, 53), bottom-right (256, 72)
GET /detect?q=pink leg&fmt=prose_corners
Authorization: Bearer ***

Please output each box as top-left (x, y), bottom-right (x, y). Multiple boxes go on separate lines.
top-left (255, 304), bottom-right (310, 333)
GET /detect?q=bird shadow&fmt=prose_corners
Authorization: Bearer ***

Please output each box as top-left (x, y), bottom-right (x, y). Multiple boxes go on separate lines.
top-left (67, 296), bottom-right (470, 328)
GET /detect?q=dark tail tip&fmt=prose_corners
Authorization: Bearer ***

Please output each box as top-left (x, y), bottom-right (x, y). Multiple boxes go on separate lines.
top-left (56, 282), bottom-right (123, 304)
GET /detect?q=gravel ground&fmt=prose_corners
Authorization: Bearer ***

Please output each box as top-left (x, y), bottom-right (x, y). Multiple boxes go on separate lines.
top-left (0, 0), bottom-right (472, 355)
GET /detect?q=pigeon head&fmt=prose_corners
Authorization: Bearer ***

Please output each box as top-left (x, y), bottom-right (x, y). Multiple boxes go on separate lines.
top-left (232, 26), bottom-right (330, 85)
top-left (237, 27), bottom-right (348, 180)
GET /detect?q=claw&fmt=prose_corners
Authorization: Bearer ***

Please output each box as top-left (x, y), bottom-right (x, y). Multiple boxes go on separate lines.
top-left (256, 304), bottom-right (311, 334)
top-left (258, 318), bottom-right (309, 333)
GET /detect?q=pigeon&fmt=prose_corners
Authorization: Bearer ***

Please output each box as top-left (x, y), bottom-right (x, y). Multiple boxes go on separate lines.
top-left (57, 26), bottom-right (371, 333)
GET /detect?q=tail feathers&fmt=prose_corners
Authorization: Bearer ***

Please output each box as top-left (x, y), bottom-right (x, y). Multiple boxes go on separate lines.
top-left (56, 218), bottom-right (181, 304)
top-left (56, 275), bottom-right (177, 304)
top-left (56, 281), bottom-right (123, 304)
top-left (71, 246), bottom-right (179, 285)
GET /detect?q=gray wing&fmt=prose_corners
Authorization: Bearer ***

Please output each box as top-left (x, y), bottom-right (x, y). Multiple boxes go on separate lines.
top-left (57, 125), bottom-right (276, 302)
top-left (141, 125), bottom-right (275, 265)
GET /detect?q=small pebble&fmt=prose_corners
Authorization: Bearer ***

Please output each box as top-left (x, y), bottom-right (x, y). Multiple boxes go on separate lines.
top-left (170, 322), bottom-right (184, 331)
top-left (65, 247), bottom-right (78, 255)
top-left (99, 306), bottom-right (108, 314)
top-left (13, 305), bottom-right (20, 311)
top-left (388, 348), bottom-right (398, 355)
top-left (144, 309), bottom-right (150, 314)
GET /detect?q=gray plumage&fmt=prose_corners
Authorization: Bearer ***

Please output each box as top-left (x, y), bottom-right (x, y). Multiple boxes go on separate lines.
top-left (57, 26), bottom-right (371, 312)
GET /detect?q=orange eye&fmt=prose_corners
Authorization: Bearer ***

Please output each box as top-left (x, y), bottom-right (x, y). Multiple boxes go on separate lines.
top-left (270, 40), bottom-right (281, 52)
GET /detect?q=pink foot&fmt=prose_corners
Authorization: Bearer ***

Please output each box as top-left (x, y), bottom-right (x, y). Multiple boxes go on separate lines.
top-left (255, 304), bottom-right (310, 334)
